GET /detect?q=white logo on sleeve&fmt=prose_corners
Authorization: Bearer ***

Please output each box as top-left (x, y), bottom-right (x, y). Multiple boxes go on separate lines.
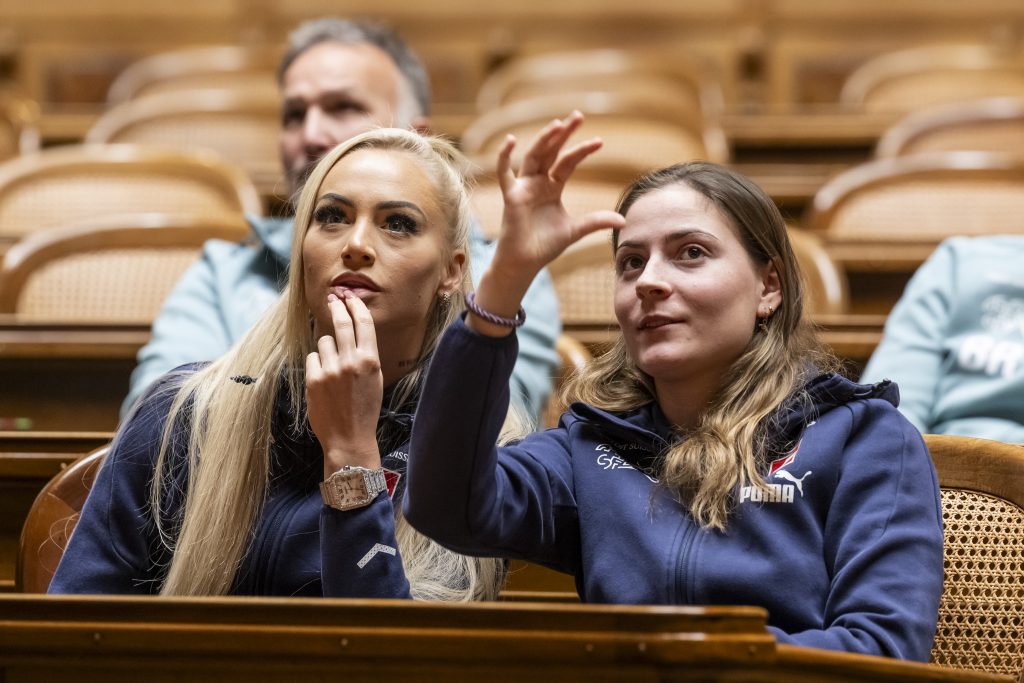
top-left (356, 543), bottom-right (397, 569)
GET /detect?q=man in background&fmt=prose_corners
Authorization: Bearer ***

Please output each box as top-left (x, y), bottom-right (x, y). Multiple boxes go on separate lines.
top-left (123, 17), bottom-right (561, 421)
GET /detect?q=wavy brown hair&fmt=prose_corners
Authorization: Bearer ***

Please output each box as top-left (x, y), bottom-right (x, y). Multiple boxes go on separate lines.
top-left (563, 162), bottom-right (837, 529)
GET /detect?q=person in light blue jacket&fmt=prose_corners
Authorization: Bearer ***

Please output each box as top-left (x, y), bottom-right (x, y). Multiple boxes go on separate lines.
top-left (123, 17), bottom-right (559, 422)
top-left (405, 113), bottom-right (943, 660)
top-left (861, 235), bottom-right (1024, 442)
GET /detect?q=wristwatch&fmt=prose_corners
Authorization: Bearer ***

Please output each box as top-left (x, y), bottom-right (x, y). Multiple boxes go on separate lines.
top-left (320, 466), bottom-right (388, 511)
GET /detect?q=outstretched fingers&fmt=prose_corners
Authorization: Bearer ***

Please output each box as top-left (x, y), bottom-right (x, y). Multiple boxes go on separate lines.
top-left (549, 137), bottom-right (603, 185)
top-left (571, 210), bottom-right (626, 243)
top-left (519, 111), bottom-right (584, 178)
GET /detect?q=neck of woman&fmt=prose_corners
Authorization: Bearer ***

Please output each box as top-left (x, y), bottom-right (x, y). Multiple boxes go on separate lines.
top-left (654, 374), bottom-right (722, 433)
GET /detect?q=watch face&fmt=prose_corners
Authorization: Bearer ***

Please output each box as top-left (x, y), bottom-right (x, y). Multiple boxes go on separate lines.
top-left (334, 471), bottom-right (368, 506)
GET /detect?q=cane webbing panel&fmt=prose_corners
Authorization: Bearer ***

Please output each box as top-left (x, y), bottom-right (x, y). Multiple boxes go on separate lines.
top-left (0, 174), bottom-right (243, 238)
top-left (931, 487), bottom-right (1024, 677)
top-left (108, 114), bottom-right (279, 178)
top-left (828, 179), bottom-right (1024, 240)
top-left (15, 248), bottom-right (199, 322)
top-left (865, 72), bottom-right (1024, 114)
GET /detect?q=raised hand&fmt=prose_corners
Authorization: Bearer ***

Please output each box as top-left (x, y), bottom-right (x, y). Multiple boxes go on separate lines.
top-left (468, 111), bottom-right (625, 336)
top-left (305, 291), bottom-right (383, 477)
top-left (491, 110), bottom-right (625, 286)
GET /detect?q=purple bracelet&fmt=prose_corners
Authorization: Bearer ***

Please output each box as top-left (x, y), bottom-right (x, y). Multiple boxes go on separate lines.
top-left (465, 291), bottom-right (526, 328)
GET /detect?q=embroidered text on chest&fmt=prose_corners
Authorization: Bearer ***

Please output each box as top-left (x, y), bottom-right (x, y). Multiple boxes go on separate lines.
top-left (740, 441), bottom-right (811, 505)
top-left (594, 444), bottom-right (656, 483)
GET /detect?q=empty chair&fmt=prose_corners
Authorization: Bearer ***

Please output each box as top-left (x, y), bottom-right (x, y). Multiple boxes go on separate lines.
top-left (87, 88), bottom-right (283, 197)
top-left (0, 215), bottom-right (249, 322)
top-left (841, 44), bottom-right (1024, 115)
top-left (17, 446), bottom-right (106, 593)
top-left (807, 151), bottom-right (1024, 269)
top-left (0, 144), bottom-right (260, 243)
top-left (876, 97), bottom-right (1024, 157)
top-left (923, 434), bottom-right (1024, 679)
top-left (476, 48), bottom-right (725, 116)
top-left (461, 90), bottom-right (729, 174)
top-left (107, 45), bottom-right (278, 105)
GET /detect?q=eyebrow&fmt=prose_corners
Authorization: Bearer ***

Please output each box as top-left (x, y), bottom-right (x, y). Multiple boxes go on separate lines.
top-left (615, 229), bottom-right (719, 253)
top-left (316, 194), bottom-right (426, 220)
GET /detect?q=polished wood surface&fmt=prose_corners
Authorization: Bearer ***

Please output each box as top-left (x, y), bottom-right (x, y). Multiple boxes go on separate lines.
top-left (0, 595), bottom-right (1009, 682)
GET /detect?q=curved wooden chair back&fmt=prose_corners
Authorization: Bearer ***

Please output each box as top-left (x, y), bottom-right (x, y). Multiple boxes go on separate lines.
top-left (17, 445), bottom-right (107, 593)
top-left (0, 214), bottom-right (249, 321)
top-left (0, 95), bottom-right (40, 161)
top-left (461, 90), bottom-right (728, 172)
top-left (876, 97), bottom-right (1024, 158)
top-left (807, 151), bottom-right (1024, 268)
top-left (107, 46), bottom-right (278, 105)
top-left (841, 44), bottom-right (1024, 114)
top-left (476, 48), bottom-right (725, 117)
top-left (541, 335), bottom-right (593, 430)
top-left (87, 88), bottom-right (283, 195)
top-left (0, 144), bottom-right (260, 242)
top-left (923, 434), bottom-right (1024, 679)
top-left (787, 227), bottom-right (849, 315)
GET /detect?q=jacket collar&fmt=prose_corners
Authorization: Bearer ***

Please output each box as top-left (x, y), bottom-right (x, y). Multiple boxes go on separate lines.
top-left (247, 214), bottom-right (294, 264)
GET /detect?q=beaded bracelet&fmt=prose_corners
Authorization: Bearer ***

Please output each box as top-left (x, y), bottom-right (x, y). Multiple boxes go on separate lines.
top-left (465, 291), bottom-right (527, 328)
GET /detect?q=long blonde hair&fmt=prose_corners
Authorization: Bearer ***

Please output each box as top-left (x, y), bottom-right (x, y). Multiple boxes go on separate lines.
top-left (564, 162), bottom-right (837, 530)
top-left (146, 128), bottom-right (504, 597)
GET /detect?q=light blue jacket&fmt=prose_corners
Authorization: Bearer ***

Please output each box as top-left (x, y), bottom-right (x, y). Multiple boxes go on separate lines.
top-left (124, 215), bottom-right (561, 421)
top-left (861, 236), bottom-right (1024, 441)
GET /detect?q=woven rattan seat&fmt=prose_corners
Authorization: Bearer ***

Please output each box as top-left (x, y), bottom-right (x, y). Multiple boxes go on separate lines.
top-left (0, 144), bottom-right (260, 242)
top-left (0, 214), bottom-right (249, 322)
top-left (876, 97), bottom-right (1024, 158)
top-left (461, 90), bottom-right (728, 174)
top-left (842, 44), bottom-right (1024, 115)
top-left (923, 434), bottom-right (1024, 679)
top-left (807, 151), bottom-right (1024, 270)
top-left (106, 46), bottom-right (278, 105)
top-left (87, 88), bottom-right (283, 197)
top-left (475, 48), bottom-right (724, 116)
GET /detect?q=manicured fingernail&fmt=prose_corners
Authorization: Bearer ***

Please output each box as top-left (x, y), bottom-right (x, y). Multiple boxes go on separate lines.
top-left (340, 289), bottom-right (353, 300)
top-left (327, 293), bottom-right (339, 303)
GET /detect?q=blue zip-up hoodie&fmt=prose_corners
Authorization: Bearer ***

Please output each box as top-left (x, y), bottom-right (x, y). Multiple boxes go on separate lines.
top-left (50, 368), bottom-right (413, 597)
top-left (406, 317), bottom-right (944, 661)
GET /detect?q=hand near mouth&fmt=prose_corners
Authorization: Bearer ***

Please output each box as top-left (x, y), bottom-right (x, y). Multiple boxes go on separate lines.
top-left (305, 290), bottom-right (384, 477)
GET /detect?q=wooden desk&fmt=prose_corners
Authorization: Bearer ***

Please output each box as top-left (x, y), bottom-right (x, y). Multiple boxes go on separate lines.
top-left (0, 433), bottom-right (112, 592)
top-left (0, 595), bottom-right (1009, 682)
top-left (0, 320), bottom-right (148, 432)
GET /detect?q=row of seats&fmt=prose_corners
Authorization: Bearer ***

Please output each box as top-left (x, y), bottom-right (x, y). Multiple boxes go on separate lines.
top-left (5, 432), bottom-right (1023, 677)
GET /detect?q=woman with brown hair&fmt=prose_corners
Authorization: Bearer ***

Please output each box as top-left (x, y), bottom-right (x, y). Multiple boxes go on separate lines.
top-left (406, 113), bottom-right (943, 659)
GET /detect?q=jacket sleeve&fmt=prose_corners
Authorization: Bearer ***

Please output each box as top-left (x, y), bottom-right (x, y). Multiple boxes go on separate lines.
top-left (771, 399), bottom-right (944, 661)
top-left (860, 240), bottom-right (958, 433)
top-left (467, 234), bottom-right (561, 426)
top-left (122, 250), bottom-right (235, 418)
top-left (405, 316), bottom-right (580, 574)
top-left (49, 382), bottom-right (178, 594)
top-left (320, 495), bottom-right (411, 598)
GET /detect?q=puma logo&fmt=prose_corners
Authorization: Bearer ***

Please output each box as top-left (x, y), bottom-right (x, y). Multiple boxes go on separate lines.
top-left (774, 470), bottom-right (812, 497)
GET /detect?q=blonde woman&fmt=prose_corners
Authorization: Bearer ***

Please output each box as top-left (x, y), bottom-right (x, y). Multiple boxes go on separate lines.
top-left (406, 113), bottom-right (943, 659)
top-left (51, 128), bottom-right (504, 599)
